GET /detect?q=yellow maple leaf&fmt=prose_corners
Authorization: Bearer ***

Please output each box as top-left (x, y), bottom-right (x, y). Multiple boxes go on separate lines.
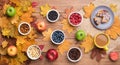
top-left (2, 40), bottom-right (8, 48)
top-left (83, 3), bottom-right (95, 18)
top-left (2, 28), bottom-right (11, 37)
top-left (42, 28), bottom-right (52, 41)
top-left (110, 4), bottom-right (117, 12)
top-left (15, 7), bottom-right (23, 16)
top-left (16, 36), bottom-right (26, 46)
top-left (9, 15), bottom-right (19, 24)
top-left (105, 16), bottom-right (120, 40)
top-left (80, 34), bottom-right (94, 53)
top-left (16, 46), bottom-right (28, 63)
top-left (21, 39), bottom-right (35, 52)
top-left (9, 58), bottom-right (21, 65)
top-left (61, 19), bottom-right (75, 33)
top-left (40, 4), bottom-right (51, 17)
top-left (0, 17), bottom-right (18, 38)
top-left (27, 27), bottom-right (38, 39)
top-left (57, 40), bottom-right (72, 54)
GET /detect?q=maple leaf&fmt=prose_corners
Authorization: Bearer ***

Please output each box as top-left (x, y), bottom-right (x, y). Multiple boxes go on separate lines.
top-left (105, 16), bottom-right (120, 40)
top-left (21, 39), bottom-right (35, 52)
top-left (2, 40), bottom-right (8, 48)
top-left (10, 0), bottom-right (20, 6)
top-left (40, 4), bottom-right (51, 17)
top-left (9, 15), bottom-right (19, 24)
top-left (27, 27), bottom-right (38, 39)
top-left (9, 58), bottom-right (21, 65)
top-left (20, 0), bottom-right (31, 11)
top-left (0, 46), bottom-right (7, 55)
top-left (3, 4), bottom-right (10, 14)
top-left (83, 3), bottom-right (95, 18)
top-left (17, 47), bottom-right (28, 63)
top-left (80, 34), bottom-right (94, 53)
top-left (110, 4), bottom-right (117, 12)
top-left (57, 40), bottom-right (72, 54)
top-left (20, 6), bottom-right (34, 23)
top-left (0, 17), bottom-right (10, 28)
top-left (0, 56), bottom-right (9, 65)
top-left (42, 28), bottom-right (52, 41)
top-left (0, 17), bottom-right (18, 38)
top-left (16, 36), bottom-right (26, 46)
top-left (62, 7), bottom-right (74, 19)
top-left (15, 7), bottom-right (23, 16)
top-left (61, 19), bottom-right (75, 33)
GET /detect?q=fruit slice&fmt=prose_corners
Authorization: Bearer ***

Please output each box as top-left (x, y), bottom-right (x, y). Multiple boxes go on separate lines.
top-left (109, 52), bottom-right (119, 61)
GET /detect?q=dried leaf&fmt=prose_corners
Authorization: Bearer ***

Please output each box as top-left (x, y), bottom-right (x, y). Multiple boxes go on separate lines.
top-left (21, 39), bottom-right (35, 52)
top-left (80, 34), bottom-right (94, 53)
top-left (27, 27), bottom-right (38, 39)
top-left (63, 7), bottom-right (74, 19)
top-left (90, 47), bottom-right (106, 62)
top-left (83, 3), bottom-right (95, 18)
top-left (9, 15), bottom-right (19, 24)
top-left (2, 40), bottom-right (8, 48)
top-left (0, 46), bottom-right (7, 55)
top-left (20, 6), bottom-right (34, 23)
top-left (105, 16), bottom-right (120, 40)
top-left (0, 17), bottom-right (17, 38)
top-left (40, 4), bottom-right (51, 17)
top-left (15, 7), bottom-right (23, 16)
top-left (61, 19), bottom-right (75, 33)
top-left (10, 0), bottom-right (20, 6)
top-left (0, 56), bottom-right (9, 65)
top-left (9, 58), bottom-right (21, 65)
top-left (39, 45), bottom-right (44, 50)
top-left (16, 36), bottom-right (26, 46)
top-left (3, 4), bottom-right (10, 14)
top-left (57, 40), bottom-right (72, 54)
top-left (110, 4), bottom-right (117, 12)
top-left (42, 28), bottom-right (52, 41)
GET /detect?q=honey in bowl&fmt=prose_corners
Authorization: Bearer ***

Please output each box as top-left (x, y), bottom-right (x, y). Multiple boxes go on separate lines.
top-left (95, 34), bottom-right (108, 47)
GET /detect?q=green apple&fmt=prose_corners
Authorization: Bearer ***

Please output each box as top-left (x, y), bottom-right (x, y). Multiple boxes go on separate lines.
top-left (6, 6), bottom-right (16, 17)
top-left (75, 30), bottom-right (86, 41)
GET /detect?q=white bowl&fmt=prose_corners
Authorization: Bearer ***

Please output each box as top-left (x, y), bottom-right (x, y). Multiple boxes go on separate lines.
top-left (18, 22), bottom-right (31, 35)
top-left (67, 47), bottom-right (82, 62)
top-left (46, 9), bottom-right (60, 22)
top-left (51, 30), bottom-right (65, 45)
top-left (68, 12), bottom-right (83, 26)
top-left (27, 45), bottom-right (41, 60)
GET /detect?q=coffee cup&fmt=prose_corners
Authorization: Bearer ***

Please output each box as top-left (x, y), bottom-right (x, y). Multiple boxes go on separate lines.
top-left (94, 33), bottom-right (110, 51)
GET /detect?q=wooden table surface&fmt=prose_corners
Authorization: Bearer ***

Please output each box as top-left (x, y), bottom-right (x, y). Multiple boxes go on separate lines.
top-left (30, 0), bottom-right (120, 65)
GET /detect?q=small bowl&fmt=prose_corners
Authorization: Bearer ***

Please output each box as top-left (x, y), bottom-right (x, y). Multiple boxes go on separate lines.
top-left (68, 12), bottom-right (83, 26)
top-left (67, 47), bottom-right (82, 62)
top-left (18, 22), bottom-right (31, 35)
top-left (51, 30), bottom-right (65, 45)
top-left (27, 45), bottom-right (41, 60)
top-left (46, 9), bottom-right (60, 22)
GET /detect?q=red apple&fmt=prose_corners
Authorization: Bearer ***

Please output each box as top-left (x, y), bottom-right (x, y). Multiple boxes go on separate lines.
top-left (7, 45), bottom-right (17, 56)
top-left (35, 21), bottom-right (46, 32)
top-left (46, 49), bottom-right (58, 61)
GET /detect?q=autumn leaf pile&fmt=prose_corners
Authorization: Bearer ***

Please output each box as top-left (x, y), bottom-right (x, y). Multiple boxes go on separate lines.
top-left (0, 0), bottom-right (38, 65)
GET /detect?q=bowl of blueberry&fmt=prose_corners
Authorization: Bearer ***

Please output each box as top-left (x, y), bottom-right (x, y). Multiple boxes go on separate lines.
top-left (51, 30), bottom-right (65, 45)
